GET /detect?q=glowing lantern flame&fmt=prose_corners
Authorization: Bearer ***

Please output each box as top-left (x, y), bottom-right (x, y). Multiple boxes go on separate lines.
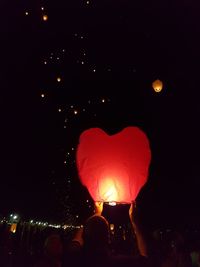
top-left (76, 127), bottom-right (151, 204)
top-left (100, 178), bottom-right (118, 202)
top-left (152, 79), bottom-right (163, 93)
top-left (109, 202), bottom-right (117, 206)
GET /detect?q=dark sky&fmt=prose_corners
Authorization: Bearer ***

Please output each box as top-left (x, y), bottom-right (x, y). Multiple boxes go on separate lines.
top-left (1, 0), bottom-right (200, 228)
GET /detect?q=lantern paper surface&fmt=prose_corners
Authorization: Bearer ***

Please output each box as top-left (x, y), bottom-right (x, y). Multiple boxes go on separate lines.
top-left (76, 127), bottom-right (151, 203)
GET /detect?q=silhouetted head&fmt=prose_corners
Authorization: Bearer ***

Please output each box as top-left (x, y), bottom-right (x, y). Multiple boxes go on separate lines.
top-left (44, 234), bottom-right (63, 259)
top-left (83, 215), bottom-right (109, 250)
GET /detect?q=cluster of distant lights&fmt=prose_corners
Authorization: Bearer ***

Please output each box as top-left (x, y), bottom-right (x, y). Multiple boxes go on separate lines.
top-left (41, 94), bottom-right (109, 135)
top-left (25, 6), bottom-right (48, 21)
top-left (28, 220), bottom-right (83, 229)
top-left (1, 217), bottom-right (176, 237)
top-left (10, 214), bottom-right (18, 220)
top-left (1, 213), bottom-right (82, 230)
top-left (24, 4), bottom-right (164, 217)
top-left (63, 147), bottom-right (75, 166)
top-left (25, 6), bottom-right (164, 102)
top-left (25, 2), bottom-right (91, 19)
top-left (29, 218), bottom-right (82, 229)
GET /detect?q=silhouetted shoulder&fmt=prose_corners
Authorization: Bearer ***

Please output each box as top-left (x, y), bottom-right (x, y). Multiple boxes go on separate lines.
top-left (110, 255), bottom-right (151, 267)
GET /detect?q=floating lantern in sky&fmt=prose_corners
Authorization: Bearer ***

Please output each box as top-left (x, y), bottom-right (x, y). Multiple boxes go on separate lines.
top-left (10, 223), bottom-right (17, 233)
top-left (110, 224), bottom-right (115, 231)
top-left (76, 127), bottom-right (151, 204)
top-left (42, 14), bottom-right (48, 21)
top-left (152, 79), bottom-right (163, 93)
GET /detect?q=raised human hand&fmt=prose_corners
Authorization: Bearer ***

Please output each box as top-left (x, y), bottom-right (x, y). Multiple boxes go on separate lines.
top-left (94, 201), bottom-right (103, 215)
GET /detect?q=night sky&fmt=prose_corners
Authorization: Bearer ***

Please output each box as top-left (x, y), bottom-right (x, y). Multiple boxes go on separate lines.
top-left (1, 0), bottom-right (200, 229)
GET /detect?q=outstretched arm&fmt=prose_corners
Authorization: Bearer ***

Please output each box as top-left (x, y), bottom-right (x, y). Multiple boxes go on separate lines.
top-left (129, 202), bottom-right (147, 257)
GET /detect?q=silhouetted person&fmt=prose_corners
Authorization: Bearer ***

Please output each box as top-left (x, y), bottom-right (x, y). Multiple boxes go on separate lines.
top-left (67, 202), bottom-right (151, 267)
top-left (34, 234), bottom-right (63, 267)
top-left (161, 231), bottom-right (192, 267)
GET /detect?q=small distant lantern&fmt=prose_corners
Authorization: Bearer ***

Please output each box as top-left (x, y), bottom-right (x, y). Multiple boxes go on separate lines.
top-left (10, 223), bottom-right (17, 233)
top-left (43, 15), bottom-right (48, 21)
top-left (110, 224), bottom-right (115, 231)
top-left (152, 79), bottom-right (163, 93)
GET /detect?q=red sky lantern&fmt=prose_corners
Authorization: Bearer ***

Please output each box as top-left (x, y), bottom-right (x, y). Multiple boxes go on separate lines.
top-left (76, 127), bottom-right (151, 204)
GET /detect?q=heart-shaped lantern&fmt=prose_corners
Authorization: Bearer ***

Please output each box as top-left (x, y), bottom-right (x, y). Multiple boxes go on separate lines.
top-left (76, 127), bottom-right (151, 204)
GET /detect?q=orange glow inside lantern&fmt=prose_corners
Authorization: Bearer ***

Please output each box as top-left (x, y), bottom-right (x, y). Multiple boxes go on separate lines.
top-left (99, 177), bottom-right (119, 203)
top-left (76, 127), bottom-right (151, 204)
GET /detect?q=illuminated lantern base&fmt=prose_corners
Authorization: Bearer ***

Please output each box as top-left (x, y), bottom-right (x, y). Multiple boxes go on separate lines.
top-left (108, 202), bottom-right (117, 206)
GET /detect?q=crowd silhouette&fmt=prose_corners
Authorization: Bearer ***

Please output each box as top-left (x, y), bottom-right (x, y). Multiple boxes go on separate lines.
top-left (1, 200), bottom-right (198, 267)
